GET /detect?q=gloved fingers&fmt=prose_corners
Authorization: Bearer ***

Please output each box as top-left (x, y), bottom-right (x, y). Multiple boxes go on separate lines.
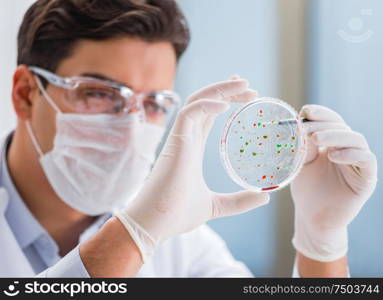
top-left (328, 148), bottom-right (378, 176)
top-left (199, 89), bottom-right (258, 137)
top-left (211, 190), bottom-right (270, 219)
top-left (311, 129), bottom-right (369, 150)
top-left (303, 135), bottom-right (319, 164)
top-left (303, 122), bottom-right (353, 164)
top-left (196, 88), bottom-right (258, 151)
top-left (173, 98), bottom-right (230, 135)
top-left (186, 79), bottom-right (249, 104)
top-left (228, 75), bottom-right (259, 100)
top-left (300, 104), bottom-right (346, 124)
top-left (303, 121), bottom-right (351, 135)
top-left (229, 74), bottom-right (241, 80)
top-left (191, 75), bottom-right (254, 142)
top-left (231, 88), bottom-right (258, 102)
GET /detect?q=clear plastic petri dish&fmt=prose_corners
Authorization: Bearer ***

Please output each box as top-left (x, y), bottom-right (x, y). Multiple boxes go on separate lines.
top-left (220, 97), bottom-right (306, 192)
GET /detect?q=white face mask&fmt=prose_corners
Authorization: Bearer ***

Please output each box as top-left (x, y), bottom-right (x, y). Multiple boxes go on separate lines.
top-left (26, 77), bottom-right (165, 215)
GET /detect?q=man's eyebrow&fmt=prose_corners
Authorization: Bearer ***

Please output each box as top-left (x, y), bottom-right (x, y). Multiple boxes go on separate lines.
top-left (79, 72), bottom-right (132, 89)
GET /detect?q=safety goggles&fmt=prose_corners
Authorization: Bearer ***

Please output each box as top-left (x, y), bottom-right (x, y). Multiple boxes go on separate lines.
top-left (29, 66), bottom-right (181, 126)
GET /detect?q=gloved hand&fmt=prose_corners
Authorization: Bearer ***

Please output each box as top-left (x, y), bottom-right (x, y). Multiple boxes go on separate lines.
top-left (116, 78), bottom-right (270, 262)
top-left (291, 104), bottom-right (378, 262)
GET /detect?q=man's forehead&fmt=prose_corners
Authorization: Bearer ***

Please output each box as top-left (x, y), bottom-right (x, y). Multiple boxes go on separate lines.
top-left (55, 38), bottom-right (177, 92)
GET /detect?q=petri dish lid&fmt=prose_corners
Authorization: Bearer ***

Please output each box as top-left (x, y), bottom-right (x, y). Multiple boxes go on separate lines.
top-left (220, 97), bottom-right (306, 192)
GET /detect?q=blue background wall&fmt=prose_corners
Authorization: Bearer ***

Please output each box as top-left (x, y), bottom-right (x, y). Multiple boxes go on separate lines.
top-left (308, 0), bottom-right (383, 276)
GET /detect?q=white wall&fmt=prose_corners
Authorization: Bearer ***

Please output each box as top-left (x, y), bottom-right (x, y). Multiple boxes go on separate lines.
top-left (0, 0), bottom-right (34, 136)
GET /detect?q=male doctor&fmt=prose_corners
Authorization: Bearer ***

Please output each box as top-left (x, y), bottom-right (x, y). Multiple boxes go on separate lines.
top-left (0, 0), bottom-right (377, 278)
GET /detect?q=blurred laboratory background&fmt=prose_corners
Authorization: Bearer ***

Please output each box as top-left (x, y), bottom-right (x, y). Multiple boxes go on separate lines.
top-left (1, 0), bottom-right (382, 276)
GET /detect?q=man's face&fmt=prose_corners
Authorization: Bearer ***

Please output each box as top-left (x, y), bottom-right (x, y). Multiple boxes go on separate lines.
top-left (27, 37), bottom-right (177, 153)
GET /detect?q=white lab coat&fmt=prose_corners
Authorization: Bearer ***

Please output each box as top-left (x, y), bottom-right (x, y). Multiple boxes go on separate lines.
top-left (0, 136), bottom-right (252, 277)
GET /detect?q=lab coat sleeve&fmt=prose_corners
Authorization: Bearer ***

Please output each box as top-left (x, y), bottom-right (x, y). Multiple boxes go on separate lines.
top-left (184, 225), bottom-right (254, 277)
top-left (36, 245), bottom-right (90, 278)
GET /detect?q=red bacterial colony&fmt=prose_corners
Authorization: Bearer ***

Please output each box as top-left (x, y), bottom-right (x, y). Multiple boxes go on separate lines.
top-left (262, 186), bottom-right (279, 191)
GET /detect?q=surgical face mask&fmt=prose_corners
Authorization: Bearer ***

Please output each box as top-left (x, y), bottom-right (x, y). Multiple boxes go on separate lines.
top-left (26, 76), bottom-right (165, 215)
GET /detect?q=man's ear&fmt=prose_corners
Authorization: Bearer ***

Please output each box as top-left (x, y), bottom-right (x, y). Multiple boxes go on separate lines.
top-left (12, 65), bottom-right (39, 121)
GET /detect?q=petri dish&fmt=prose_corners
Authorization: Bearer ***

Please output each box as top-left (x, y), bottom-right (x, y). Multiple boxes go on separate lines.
top-left (220, 97), bottom-right (306, 192)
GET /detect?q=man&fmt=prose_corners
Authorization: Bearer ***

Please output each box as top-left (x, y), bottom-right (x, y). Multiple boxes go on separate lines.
top-left (0, 0), bottom-right (377, 277)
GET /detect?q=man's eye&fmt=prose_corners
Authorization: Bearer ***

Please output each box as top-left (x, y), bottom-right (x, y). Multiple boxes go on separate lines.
top-left (144, 100), bottom-right (167, 114)
top-left (84, 89), bottom-right (114, 100)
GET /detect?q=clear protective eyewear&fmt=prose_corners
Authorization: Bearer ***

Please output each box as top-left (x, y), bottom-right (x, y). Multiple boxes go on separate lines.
top-left (29, 66), bottom-right (181, 126)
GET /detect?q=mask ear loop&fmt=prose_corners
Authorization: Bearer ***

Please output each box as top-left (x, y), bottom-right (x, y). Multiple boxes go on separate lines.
top-left (26, 75), bottom-right (62, 157)
top-left (25, 121), bottom-right (44, 157)
top-left (34, 75), bottom-right (62, 113)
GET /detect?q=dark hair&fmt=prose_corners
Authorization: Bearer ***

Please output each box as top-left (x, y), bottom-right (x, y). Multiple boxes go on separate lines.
top-left (17, 0), bottom-right (190, 72)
